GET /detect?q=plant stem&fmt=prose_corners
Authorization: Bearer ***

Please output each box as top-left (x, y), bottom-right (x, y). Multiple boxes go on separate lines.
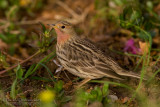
top-left (0, 50), bottom-right (41, 75)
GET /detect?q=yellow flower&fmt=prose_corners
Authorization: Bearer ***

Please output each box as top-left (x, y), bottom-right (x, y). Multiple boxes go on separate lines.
top-left (19, 0), bottom-right (31, 7)
top-left (39, 90), bottom-right (55, 103)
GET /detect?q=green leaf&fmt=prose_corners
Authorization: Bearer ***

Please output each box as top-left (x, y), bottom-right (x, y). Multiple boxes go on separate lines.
top-left (102, 83), bottom-right (109, 96)
top-left (95, 87), bottom-right (103, 101)
top-left (30, 76), bottom-right (52, 82)
top-left (9, 45), bottom-right (15, 56)
top-left (16, 65), bottom-right (24, 79)
top-left (90, 86), bottom-right (103, 102)
top-left (137, 31), bottom-right (150, 41)
top-left (26, 50), bottom-right (56, 78)
top-left (90, 80), bottom-right (134, 91)
top-left (54, 80), bottom-right (64, 93)
top-left (39, 22), bottom-right (46, 33)
top-left (146, 1), bottom-right (153, 9)
top-left (61, 96), bottom-right (72, 103)
top-left (94, 0), bottom-right (99, 10)
top-left (113, 0), bottom-right (124, 5)
top-left (90, 89), bottom-right (98, 101)
top-left (0, 0), bottom-right (8, 9)
top-left (24, 64), bottom-right (36, 79)
top-left (58, 90), bottom-right (64, 98)
top-left (0, 34), bottom-right (8, 42)
top-left (10, 79), bottom-right (17, 99)
top-left (120, 6), bottom-right (143, 28)
top-left (6, 5), bottom-right (19, 21)
top-left (39, 62), bottom-right (56, 82)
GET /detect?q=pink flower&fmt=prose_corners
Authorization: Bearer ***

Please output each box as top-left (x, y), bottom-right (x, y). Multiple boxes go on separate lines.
top-left (124, 39), bottom-right (141, 54)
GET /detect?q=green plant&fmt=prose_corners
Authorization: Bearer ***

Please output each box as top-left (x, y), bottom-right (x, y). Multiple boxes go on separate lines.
top-left (74, 83), bottom-right (110, 107)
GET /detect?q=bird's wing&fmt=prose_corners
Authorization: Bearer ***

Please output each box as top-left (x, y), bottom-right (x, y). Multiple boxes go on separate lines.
top-left (65, 39), bottom-right (123, 79)
top-left (68, 38), bottom-right (140, 79)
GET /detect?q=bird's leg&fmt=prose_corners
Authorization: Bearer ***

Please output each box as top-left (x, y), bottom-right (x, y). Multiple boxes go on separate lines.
top-left (53, 59), bottom-right (61, 67)
top-left (53, 59), bottom-right (64, 73)
top-left (76, 78), bottom-right (91, 89)
top-left (55, 66), bottom-right (63, 73)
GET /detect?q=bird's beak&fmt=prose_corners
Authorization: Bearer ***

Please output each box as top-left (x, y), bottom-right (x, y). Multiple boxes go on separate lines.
top-left (47, 24), bottom-right (58, 29)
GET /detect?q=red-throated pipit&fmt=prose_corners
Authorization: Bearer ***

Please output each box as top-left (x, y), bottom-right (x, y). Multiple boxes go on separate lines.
top-left (49, 21), bottom-right (142, 88)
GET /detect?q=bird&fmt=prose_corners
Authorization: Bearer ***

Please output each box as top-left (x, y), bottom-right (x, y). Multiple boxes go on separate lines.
top-left (48, 20), bottom-right (142, 87)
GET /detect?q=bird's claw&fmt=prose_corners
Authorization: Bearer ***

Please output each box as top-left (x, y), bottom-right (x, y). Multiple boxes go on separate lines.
top-left (55, 66), bottom-right (63, 73)
top-left (53, 59), bottom-right (64, 73)
top-left (53, 59), bottom-right (61, 67)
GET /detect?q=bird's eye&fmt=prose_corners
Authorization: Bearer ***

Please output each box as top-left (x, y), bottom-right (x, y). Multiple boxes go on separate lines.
top-left (61, 26), bottom-right (65, 29)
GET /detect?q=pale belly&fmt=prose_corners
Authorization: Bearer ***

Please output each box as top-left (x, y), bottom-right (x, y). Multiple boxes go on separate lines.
top-left (57, 56), bottom-right (102, 79)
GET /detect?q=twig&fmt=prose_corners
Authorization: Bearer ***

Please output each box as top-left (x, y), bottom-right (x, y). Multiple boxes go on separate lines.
top-left (15, 20), bottom-right (56, 25)
top-left (0, 2), bottom-right (90, 27)
top-left (0, 1), bottom-right (91, 28)
top-left (0, 50), bottom-right (41, 75)
top-left (0, 19), bottom-right (10, 30)
top-left (1, 50), bottom-right (22, 62)
top-left (0, 19), bottom-right (56, 26)
top-left (56, 1), bottom-right (79, 18)
top-left (0, 74), bottom-right (14, 77)
top-left (16, 89), bottom-right (33, 97)
top-left (56, 0), bottom-right (91, 24)
top-left (63, 71), bottom-right (71, 81)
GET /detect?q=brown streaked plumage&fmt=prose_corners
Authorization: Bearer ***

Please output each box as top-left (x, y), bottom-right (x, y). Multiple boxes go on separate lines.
top-left (50, 20), bottom-right (141, 81)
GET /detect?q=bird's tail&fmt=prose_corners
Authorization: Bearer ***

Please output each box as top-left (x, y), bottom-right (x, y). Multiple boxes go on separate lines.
top-left (116, 70), bottom-right (146, 80)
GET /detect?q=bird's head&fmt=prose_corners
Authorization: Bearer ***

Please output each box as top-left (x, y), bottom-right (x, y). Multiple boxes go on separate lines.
top-left (48, 21), bottom-right (77, 45)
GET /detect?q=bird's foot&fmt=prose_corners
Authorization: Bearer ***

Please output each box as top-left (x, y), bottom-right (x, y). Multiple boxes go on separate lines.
top-left (53, 59), bottom-right (64, 73)
top-left (75, 78), bottom-right (91, 90)
top-left (53, 59), bottom-right (61, 67)
top-left (55, 66), bottom-right (64, 73)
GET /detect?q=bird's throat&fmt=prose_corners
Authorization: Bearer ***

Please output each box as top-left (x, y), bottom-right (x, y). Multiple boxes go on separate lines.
top-left (55, 29), bottom-right (71, 45)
